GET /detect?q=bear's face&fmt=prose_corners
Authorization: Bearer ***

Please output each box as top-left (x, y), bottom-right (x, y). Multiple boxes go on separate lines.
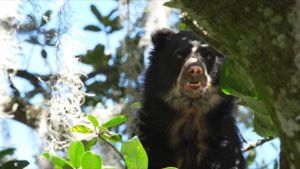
top-left (171, 40), bottom-right (218, 99)
top-left (148, 29), bottom-right (224, 111)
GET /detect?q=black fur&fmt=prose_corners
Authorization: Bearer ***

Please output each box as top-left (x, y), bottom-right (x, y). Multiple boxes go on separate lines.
top-left (138, 29), bottom-right (246, 169)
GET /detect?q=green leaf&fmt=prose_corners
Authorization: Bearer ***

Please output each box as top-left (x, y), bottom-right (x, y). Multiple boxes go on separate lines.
top-left (247, 103), bottom-right (275, 137)
top-left (163, 1), bottom-right (181, 8)
top-left (62, 165), bottom-right (74, 169)
top-left (107, 17), bottom-right (121, 33)
top-left (0, 148), bottom-right (15, 159)
top-left (42, 152), bottom-right (50, 159)
top-left (178, 23), bottom-right (188, 30)
top-left (80, 44), bottom-right (109, 69)
top-left (220, 57), bottom-right (257, 98)
top-left (100, 133), bottom-right (122, 143)
top-left (131, 102), bottom-right (142, 109)
top-left (253, 113), bottom-right (275, 137)
top-left (98, 126), bottom-right (110, 133)
top-left (87, 115), bottom-right (99, 128)
top-left (70, 125), bottom-right (93, 134)
top-left (84, 25), bottom-right (101, 32)
top-left (102, 115), bottom-right (128, 128)
top-left (42, 153), bottom-right (74, 169)
top-left (90, 5), bottom-right (103, 23)
top-left (240, 96), bottom-right (276, 137)
top-left (81, 151), bottom-right (102, 169)
top-left (107, 9), bottom-right (118, 18)
top-left (68, 141), bottom-right (85, 168)
top-left (121, 136), bottom-right (148, 169)
top-left (82, 138), bottom-right (98, 151)
top-left (246, 150), bottom-right (256, 166)
top-left (100, 16), bottom-right (110, 27)
top-left (0, 160), bottom-right (29, 169)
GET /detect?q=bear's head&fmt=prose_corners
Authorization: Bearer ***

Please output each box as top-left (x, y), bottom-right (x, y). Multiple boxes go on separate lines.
top-left (145, 29), bottom-right (224, 111)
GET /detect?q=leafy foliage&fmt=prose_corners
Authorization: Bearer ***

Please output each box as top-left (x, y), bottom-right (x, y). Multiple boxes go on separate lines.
top-left (0, 160), bottom-right (30, 169)
top-left (87, 5), bottom-right (121, 33)
top-left (78, 5), bottom-right (140, 106)
top-left (10, 3), bottom-right (143, 129)
top-left (44, 115), bottom-right (177, 169)
top-left (0, 148), bottom-right (15, 159)
top-left (0, 148), bottom-right (29, 169)
top-left (43, 152), bottom-right (75, 169)
top-left (220, 57), bottom-right (276, 136)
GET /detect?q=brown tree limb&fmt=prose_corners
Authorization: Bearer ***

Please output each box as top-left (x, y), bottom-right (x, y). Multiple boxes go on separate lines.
top-left (242, 136), bottom-right (274, 152)
top-left (82, 66), bottom-right (119, 81)
top-left (12, 69), bottom-right (49, 88)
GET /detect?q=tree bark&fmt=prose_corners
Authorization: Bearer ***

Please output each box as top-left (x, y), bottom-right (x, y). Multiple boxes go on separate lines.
top-left (177, 0), bottom-right (300, 168)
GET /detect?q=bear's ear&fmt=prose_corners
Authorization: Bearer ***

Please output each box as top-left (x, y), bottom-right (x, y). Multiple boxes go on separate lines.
top-left (151, 28), bottom-right (175, 48)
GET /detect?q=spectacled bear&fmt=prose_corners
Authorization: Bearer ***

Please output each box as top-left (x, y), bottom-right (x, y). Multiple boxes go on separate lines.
top-left (137, 29), bottom-right (246, 169)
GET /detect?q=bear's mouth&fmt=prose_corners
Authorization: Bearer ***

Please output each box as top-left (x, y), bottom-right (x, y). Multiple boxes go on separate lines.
top-left (184, 81), bottom-right (206, 91)
top-left (180, 81), bottom-right (207, 98)
top-left (186, 81), bottom-right (206, 90)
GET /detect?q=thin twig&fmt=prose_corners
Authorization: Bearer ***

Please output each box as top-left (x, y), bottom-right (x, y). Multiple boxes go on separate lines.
top-left (242, 136), bottom-right (274, 152)
top-left (98, 134), bottom-right (127, 169)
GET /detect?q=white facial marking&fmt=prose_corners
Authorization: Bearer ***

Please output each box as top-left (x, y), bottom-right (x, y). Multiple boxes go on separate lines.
top-left (201, 44), bottom-right (209, 47)
top-left (190, 40), bottom-right (200, 53)
top-left (185, 57), bottom-right (198, 65)
top-left (192, 45), bottom-right (198, 53)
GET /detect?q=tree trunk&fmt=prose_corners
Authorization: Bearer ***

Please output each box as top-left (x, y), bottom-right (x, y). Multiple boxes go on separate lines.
top-left (177, 0), bottom-right (300, 168)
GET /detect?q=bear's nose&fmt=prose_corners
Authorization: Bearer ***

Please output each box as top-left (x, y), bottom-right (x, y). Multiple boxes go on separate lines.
top-left (188, 65), bottom-right (203, 77)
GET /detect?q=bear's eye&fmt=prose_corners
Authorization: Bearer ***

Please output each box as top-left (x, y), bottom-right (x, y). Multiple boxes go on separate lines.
top-left (175, 52), bottom-right (183, 59)
top-left (204, 54), bottom-right (213, 60)
top-left (199, 48), bottom-right (215, 61)
top-left (174, 47), bottom-right (190, 60)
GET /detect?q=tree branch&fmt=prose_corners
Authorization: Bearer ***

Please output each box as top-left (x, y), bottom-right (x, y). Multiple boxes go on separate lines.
top-left (97, 132), bottom-right (127, 169)
top-left (82, 66), bottom-right (118, 81)
top-left (12, 69), bottom-right (49, 88)
top-left (242, 136), bottom-right (274, 152)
